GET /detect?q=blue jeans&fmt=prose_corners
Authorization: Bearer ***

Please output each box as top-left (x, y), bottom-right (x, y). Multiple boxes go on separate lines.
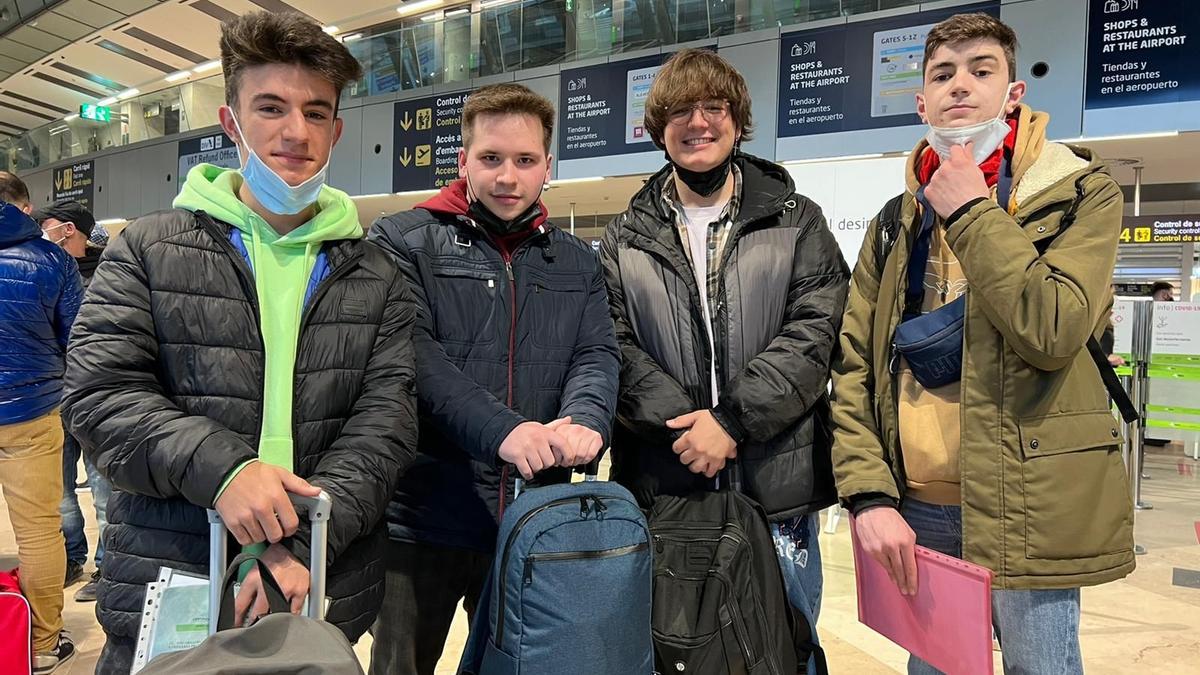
top-left (901, 499), bottom-right (1083, 675)
top-left (59, 430), bottom-right (110, 567)
top-left (771, 512), bottom-right (822, 673)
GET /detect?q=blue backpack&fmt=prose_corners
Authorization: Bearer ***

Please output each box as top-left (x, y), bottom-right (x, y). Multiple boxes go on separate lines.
top-left (459, 479), bottom-right (654, 675)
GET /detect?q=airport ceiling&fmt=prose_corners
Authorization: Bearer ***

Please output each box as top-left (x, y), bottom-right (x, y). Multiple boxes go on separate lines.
top-left (1, 2), bottom-right (1195, 192)
top-left (0, 0), bottom-right (419, 138)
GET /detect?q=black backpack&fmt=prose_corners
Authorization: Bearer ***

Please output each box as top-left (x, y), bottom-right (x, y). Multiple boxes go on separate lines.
top-left (647, 490), bottom-right (828, 675)
top-left (871, 190), bottom-right (1138, 424)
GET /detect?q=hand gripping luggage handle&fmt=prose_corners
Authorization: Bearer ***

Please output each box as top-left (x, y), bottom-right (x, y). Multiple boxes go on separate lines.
top-left (206, 491), bottom-right (332, 634)
top-left (214, 552), bottom-right (291, 631)
top-left (512, 458), bottom-right (601, 500)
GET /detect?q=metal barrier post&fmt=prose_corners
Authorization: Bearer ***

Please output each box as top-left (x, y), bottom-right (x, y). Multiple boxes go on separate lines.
top-left (1128, 300), bottom-right (1154, 555)
top-left (1133, 300), bottom-right (1154, 512)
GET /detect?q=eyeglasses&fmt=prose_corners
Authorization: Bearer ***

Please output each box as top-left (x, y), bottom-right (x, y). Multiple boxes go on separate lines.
top-left (666, 100), bottom-right (730, 126)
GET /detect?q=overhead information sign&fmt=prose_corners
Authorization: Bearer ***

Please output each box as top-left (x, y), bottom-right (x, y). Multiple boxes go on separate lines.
top-left (177, 131), bottom-right (240, 183)
top-left (392, 92), bottom-right (469, 193)
top-left (557, 54), bottom-right (673, 161)
top-left (1119, 214), bottom-right (1200, 244)
top-left (52, 160), bottom-right (94, 210)
top-left (776, 2), bottom-right (999, 141)
top-left (80, 104), bottom-right (111, 123)
top-left (1084, 0), bottom-right (1199, 135)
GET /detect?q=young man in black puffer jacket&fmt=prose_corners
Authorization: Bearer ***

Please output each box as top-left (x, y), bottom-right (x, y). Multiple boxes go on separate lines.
top-left (600, 49), bottom-right (849, 672)
top-left (62, 13), bottom-right (417, 673)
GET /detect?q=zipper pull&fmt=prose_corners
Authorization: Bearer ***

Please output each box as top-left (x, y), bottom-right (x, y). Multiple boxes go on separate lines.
top-left (523, 559), bottom-right (533, 585)
top-left (591, 496), bottom-right (607, 518)
top-left (505, 261), bottom-right (514, 282)
top-left (579, 496), bottom-right (591, 518)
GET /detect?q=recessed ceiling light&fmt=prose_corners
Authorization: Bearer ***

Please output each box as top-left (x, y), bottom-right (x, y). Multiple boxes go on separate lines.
top-left (398, 0), bottom-right (443, 17)
top-left (116, 88), bottom-right (140, 100)
top-left (97, 97), bottom-right (118, 106)
top-left (323, 25), bottom-right (339, 34)
top-left (192, 60), bottom-right (221, 74)
top-left (340, 33), bottom-right (363, 42)
top-left (165, 71), bottom-right (190, 83)
top-left (1053, 131), bottom-right (1179, 143)
top-left (549, 177), bottom-right (605, 185)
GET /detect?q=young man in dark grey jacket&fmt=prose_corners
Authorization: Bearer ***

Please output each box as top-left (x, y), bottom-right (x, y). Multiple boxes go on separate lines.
top-left (600, 49), bottom-right (849, 670)
top-left (367, 83), bottom-right (619, 675)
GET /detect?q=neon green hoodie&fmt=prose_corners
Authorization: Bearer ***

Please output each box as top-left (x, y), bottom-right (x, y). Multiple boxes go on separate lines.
top-left (174, 163), bottom-right (363, 492)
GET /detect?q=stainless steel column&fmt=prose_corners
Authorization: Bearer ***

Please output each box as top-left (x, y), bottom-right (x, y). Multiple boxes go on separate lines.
top-left (1129, 299), bottom-right (1154, 555)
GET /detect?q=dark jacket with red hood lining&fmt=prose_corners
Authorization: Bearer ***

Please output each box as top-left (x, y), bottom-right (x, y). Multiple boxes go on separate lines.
top-left (367, 179), bottom-right (620, 552)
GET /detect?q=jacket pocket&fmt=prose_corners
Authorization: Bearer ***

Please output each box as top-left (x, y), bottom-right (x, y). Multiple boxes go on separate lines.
top-left (1018, 410), bottom-right (1132, 560)
top-left (429, 265), bottom-right (498, 345)
top-left (524, 270), bottom-right (585, 352)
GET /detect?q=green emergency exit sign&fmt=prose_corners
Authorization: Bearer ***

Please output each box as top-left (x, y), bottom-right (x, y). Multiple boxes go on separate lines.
top-left (80, 104), bottom-right (111, 123)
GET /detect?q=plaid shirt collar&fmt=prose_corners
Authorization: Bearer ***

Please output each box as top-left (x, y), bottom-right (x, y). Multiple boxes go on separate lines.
top-left (660, 163), bottom-right (742, 229)
top-left (660, 164), bottom-right (742, 318)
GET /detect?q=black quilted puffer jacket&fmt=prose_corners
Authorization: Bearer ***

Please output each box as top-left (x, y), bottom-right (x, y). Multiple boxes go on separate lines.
top-left (62, 209), bottom-right (417, 646)
top-left (601, 153), bottom-right (850, 520)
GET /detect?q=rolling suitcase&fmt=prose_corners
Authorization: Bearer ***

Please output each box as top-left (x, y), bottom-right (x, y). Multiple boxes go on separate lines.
top-left (459, 466), bottom-right (654, 675)
top-left (136, 491), bottom-right (363, 675)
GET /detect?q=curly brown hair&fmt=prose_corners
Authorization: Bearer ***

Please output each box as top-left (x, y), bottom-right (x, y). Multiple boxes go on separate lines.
top-left (643, 49), bottom-right (754, 150)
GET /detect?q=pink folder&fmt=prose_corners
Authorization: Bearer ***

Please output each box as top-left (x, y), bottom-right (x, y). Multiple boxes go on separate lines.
top-left (850, 517), bottom-right (994, 675)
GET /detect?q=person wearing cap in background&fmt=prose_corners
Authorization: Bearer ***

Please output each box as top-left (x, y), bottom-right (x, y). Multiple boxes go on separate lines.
top-left (35, 200), bottom-right (104, 289)
top-left (34, 199), bottom-right (113, 603)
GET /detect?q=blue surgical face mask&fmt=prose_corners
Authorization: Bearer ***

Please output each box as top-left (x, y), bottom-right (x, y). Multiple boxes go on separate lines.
top-left (229, 112), bottom-right (333, 215)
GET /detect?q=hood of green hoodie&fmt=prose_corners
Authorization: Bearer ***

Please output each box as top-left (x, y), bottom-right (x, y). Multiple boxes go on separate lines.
top-left (173, 163), bottom-right (363, 244)
top-left (175, 164), bottom-right (362, 502)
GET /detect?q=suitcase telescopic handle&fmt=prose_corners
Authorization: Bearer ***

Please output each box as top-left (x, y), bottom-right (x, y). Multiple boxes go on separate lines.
top-left (206, 491), bottom-right (333, 634)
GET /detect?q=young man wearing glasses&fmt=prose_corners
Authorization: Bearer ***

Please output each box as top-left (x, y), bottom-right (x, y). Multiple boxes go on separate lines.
top-left (599, 49), bottom-right (849, 669)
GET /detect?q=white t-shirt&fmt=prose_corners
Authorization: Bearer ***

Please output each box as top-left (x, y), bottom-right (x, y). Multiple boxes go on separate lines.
top-left (681, 203), bottom-right (728, 406)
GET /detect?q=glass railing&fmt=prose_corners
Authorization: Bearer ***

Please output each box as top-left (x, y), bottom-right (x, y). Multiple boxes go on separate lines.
top-left (0, 76), bottom-right (227, 174)
top-left (1, 0), bottom-right (923, 173)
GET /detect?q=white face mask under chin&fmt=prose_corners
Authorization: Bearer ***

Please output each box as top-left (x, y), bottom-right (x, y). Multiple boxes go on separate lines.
top-left (924, 85), bottom-right (1015, 165)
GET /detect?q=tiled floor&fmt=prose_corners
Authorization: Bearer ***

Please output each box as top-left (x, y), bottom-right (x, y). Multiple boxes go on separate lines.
top-left (3, 444), bottom-right (1196, 674)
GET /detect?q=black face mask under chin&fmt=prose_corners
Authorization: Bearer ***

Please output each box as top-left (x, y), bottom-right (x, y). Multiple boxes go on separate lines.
top-left (467, 198), bottom-right (542, 236)
top-left (668, 149), bottom-right (736, 198)
top-left (464, 173), bottom-right (543, 235)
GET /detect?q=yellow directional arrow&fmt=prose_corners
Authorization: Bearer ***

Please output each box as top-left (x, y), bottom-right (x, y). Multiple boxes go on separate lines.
top-left (400, 111), bottom-right (413, 131)
top-left (399, 148), bottom-right (412, 167)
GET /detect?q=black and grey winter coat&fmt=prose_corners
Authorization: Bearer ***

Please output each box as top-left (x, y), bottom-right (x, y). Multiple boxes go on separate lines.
top-left (62, 209), bottom-right (417, 644)
top-left (600, 153), bottom-right (850, 519)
